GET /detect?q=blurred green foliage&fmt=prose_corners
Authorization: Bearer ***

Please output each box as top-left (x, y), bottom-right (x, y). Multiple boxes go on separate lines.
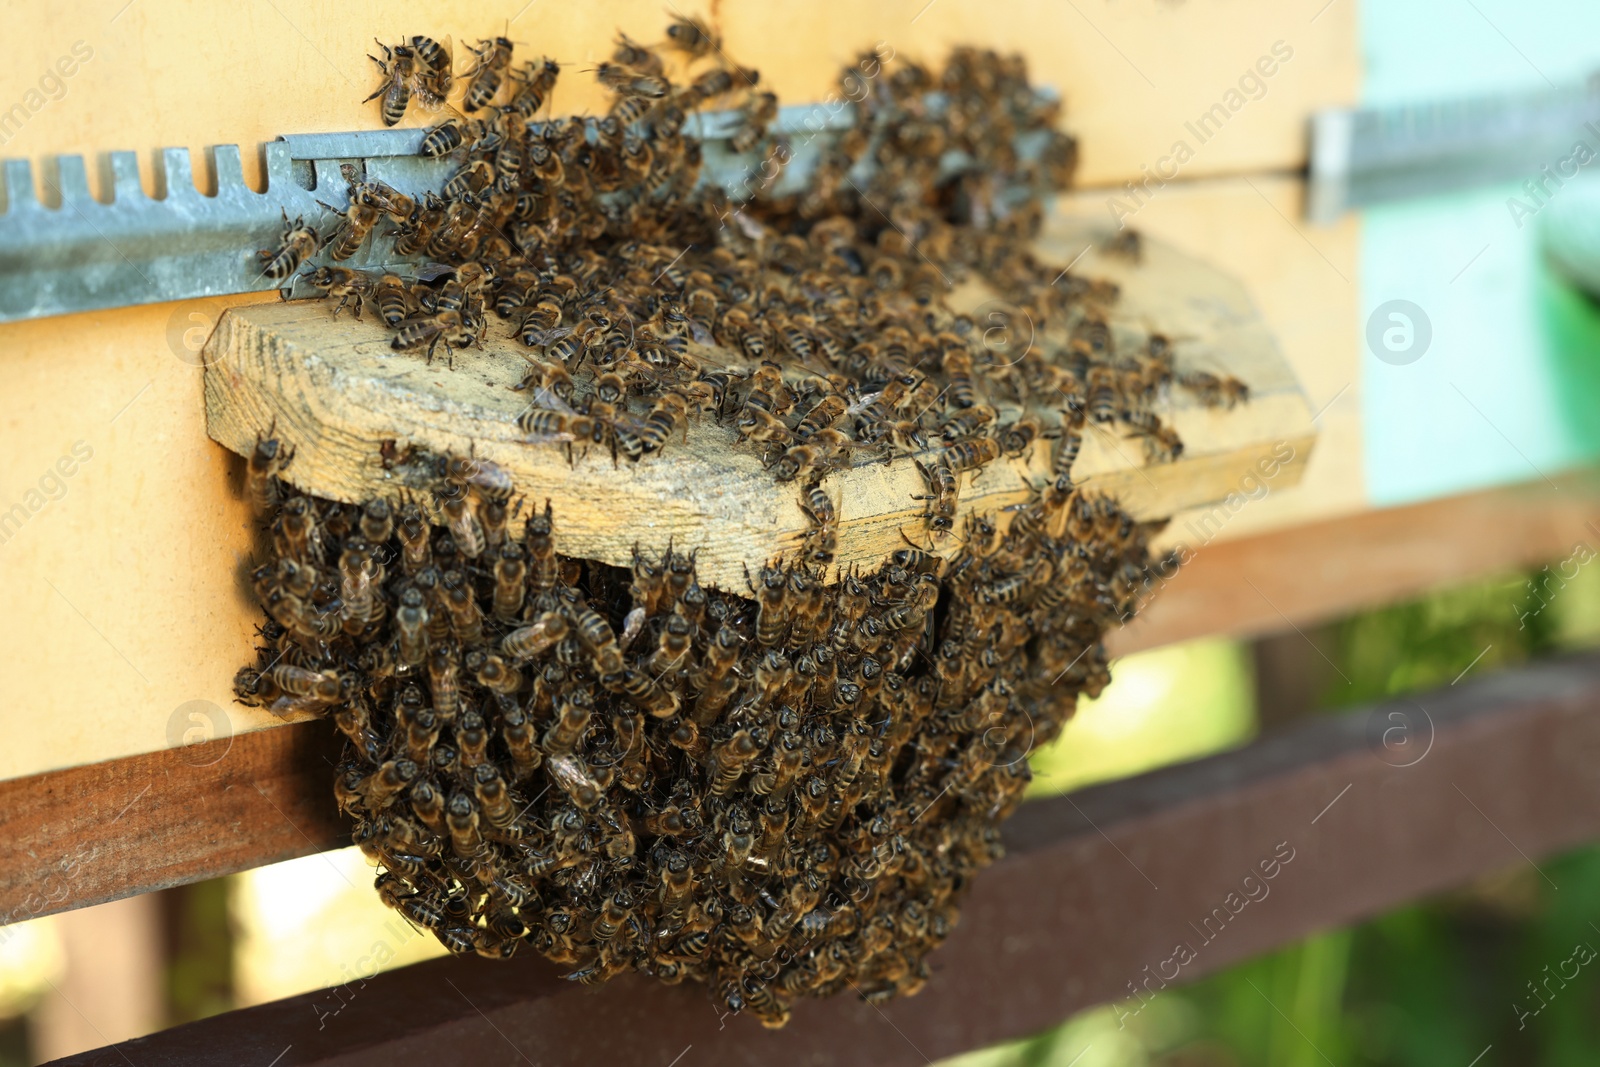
top-left (950, 561), bottom-right (1600, 1067)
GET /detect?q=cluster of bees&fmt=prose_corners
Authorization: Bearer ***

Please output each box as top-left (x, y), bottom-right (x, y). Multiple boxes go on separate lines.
top-left (235, 440), bottom-right (1159, 1025)
top-left (237, 16), bottom-right (1246, 1024)
top-left (256, 18), bottom-right (1241, 515)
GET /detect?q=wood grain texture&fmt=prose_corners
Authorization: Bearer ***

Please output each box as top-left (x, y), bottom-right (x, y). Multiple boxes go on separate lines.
top-left (1059, 176), bottom-right (1366, 537)
top-left (203, 217), bottom-right (1314, 590)
top-left (0, 724), bottom-right (346, 929)
top-left (1113, 469), bottom-right (1600, 655)
top-left (3, 475), bottom-right (1594, 930)
top-left (46, 652), bottom-right (1600, 1067)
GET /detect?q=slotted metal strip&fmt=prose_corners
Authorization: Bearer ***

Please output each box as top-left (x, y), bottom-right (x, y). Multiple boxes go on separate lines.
top-left (0, 93), bottom-right (1056, 324)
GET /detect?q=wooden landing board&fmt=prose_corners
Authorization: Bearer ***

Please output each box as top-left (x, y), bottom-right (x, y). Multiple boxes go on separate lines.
top-left (203, 220), bottom-right (1313, 590)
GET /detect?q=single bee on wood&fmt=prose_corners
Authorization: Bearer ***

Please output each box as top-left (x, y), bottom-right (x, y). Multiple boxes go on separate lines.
top-left (303, 265), bottom-right (375, 319)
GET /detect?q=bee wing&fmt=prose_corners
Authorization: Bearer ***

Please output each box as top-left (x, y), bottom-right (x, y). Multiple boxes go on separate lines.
top-left (522, 429), bottom-right (578, 444)
top-left (845, 390), bottom-right (884, 416)
top-left (731, 209), bottom-right (773, 243)
top-left (414, 261), bottom-right (456, 283)
top-left (528, 325), bottom-right (576, 347)
top-left (547, 754), bottom-right (600, 793)
top-left (530, 386), bottom-right (580, 416)
top-left (619, 606), bottom-right (647, 650)
top-left (610, 407), bottom-right (654, 435)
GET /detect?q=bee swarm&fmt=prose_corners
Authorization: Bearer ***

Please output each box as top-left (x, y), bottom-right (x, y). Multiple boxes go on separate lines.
top-left (238, 462), bottom-right (1157, 1026)
top-left (231, 20), bottom-right (1236, 1028)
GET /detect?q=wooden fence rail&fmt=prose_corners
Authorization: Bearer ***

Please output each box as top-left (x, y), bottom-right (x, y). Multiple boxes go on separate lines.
top-left (47, 652), bottom-right (1600, 1067)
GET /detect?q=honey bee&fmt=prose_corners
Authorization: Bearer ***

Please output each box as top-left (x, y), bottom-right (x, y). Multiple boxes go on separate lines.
top-left (729, 92), bottom-right (779, 154)
top-left (687, 67), bottom-right (736, 104)
top-left (257, 210), bottom-right (320, 282)
top-left (1102, 227), bottom-right (1142, 262)
top-left (794, 394), bottom-right (846, 438)
top-left (350, 180), bottom-right (418, 223)
top-left (1053, 406), bottom-right (1085, 489)
top-left (938, 435), bottom-right (1000, 473)
top-left (365, 40), bottom-right (415, 126)
top-left (939, 404), bottom-right (996, 444)
top-left (509, 58), bottom-right (561, 118)
top-left (647, 612), bottom-right (694, 676)
top-left (443, 452), bottom-right (513, 503)
top-left (463, 37), bottom-right (515, 112)
top-left (736, 407), bottom-right (791, 452)
top-left (427, 645), bottom-right (460, 722)
top-left (1125, 409), bottom-right (1184, 462)
top-left (246, 432), bottom-right (294, 515)
top-left (524, 500), bottom-right (559, 596)
top-left (391, 308), bottom-right (476, 368)
top-left (665, 14), bottom-right (720, 57)
top-left (373, 273), bottom-right (416, 328)
top-left (444, 159), bottom-right (496, 200)
top-left (320, 200), bottom-right (381, 261)
top-left (420, 118), bottom-right (469, 157)
top-left (407, 35), bottom-right (451, 77)
top-left (397, 502), bottom-right (432, 575)
top-left (394, 193), bottom-right (447, 257)
top-left (772, 429), bottom-right (852, 483)
top-left (997, 416), bottom-right (1042, 459)
top-left (547, 752), bottom-right (605, 810)
top-left (516, 388), bottom-right (592, 447)
top-left (594, 63), bottom-right (669, 99)
top-left (912, 460), bottom-right (958, 533)
top-left (301, 265), bottom-right (375, 320)
top-left (611, 390), bottom-right (680, 458)
top-left (610, 93), bottom-right (655, 128)
top-left (501, 611), bottom-right (569, 661)
top-left (800, 484), bottom-right (839, 564)
top-left (1179, 369), bottom-right (1249, 409)
top-left (491, 543), bottom-right (528, 621)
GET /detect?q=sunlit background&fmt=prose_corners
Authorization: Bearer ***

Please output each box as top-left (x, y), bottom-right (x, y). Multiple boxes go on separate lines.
top-left (2, 562), bottom-right (1598, 1064)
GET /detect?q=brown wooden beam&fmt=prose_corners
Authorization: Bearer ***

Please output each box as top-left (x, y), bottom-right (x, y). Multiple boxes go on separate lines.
top-left (47, 653), bottom-right (1600, 1067)
top-left (0, 724), bottom-right (345, 929)
top-left (4, 474), bottom-right (1596, 931)
top-left (1112, 470), bottom-right (1600, 655)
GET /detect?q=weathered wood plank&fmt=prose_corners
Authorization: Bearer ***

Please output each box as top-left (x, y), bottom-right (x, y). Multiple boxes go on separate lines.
top-left (202, 218), bottom-right (1314, 590)
top-left (0, 724), bottom-right (346, 930)
top-left (46, 652), bottom-right (1600, 1067)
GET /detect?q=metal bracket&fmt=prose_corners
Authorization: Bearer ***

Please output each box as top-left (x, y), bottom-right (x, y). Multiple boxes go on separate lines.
top-left (0, 93), bottom-right (1056, 324)
top-left (1307, 72), bottom-right (1600, 223)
